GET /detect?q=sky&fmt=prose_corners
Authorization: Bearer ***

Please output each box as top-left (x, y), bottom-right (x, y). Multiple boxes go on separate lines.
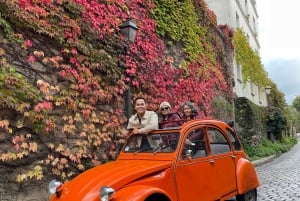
top-left (257, 0), bottom-right (300, 105)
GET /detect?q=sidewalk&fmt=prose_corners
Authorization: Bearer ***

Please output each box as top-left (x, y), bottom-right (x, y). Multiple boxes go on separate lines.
top-left (252, 155), bottom-right (277, 167)
top-left (252, 136), bottom-right (300, 167)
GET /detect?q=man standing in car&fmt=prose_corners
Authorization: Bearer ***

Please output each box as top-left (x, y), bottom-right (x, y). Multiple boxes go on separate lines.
top-left (127, 97), bottom-right (158, 134)
top-left (127, 97), bottom-right (158, 149)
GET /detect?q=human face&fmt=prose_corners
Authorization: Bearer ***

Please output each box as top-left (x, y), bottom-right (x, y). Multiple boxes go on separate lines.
top-left (183, 105), bottom-right (192, 117)
top-left (135, 99), bottom-right (146, 116)
top-left (161, 106), bottom-right (170, 115)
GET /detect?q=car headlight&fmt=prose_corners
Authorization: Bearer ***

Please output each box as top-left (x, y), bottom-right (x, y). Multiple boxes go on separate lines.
top-left (48, 179), bottom-right (63, 195)
top-left (99, 186), bottom-right (115, 201)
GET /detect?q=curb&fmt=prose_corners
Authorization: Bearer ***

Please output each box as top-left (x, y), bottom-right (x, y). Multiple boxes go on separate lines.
top-left (252, 155), bottom-right (277, 167)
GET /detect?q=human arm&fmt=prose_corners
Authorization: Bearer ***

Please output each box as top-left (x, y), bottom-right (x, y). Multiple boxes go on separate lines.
top-left (137, 111), bottom-right (158, 134)
top-left (159, 113), bottom-right (182, 129)
top-left (186, 129), bottom-right (203, 144)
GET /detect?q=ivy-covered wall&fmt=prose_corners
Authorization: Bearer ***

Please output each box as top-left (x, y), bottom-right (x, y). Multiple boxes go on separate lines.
top-left (0, 0), bottom-right (234, 198)
top-left (233, 28), bottom-right (269, 86)
top-left (234, 97), bottom-right (267, 145)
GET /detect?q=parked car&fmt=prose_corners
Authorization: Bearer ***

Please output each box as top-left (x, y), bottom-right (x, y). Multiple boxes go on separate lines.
top-left (48, 119), bottom-right (259, 201)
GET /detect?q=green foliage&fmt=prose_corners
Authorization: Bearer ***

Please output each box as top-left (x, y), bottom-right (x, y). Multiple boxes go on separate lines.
top-left (264, 81), bottom-right (292, 135)
top-left (292, 96), bottom-right (300, 112)
top-left (0, 62), bottom-right (40, 112)
top-left (151, 0), bottom-right (214, 62)
top-left (267, 81), bottom-right (287, 109)
top-left (244, 137), bottom-right (297, 161)
top-left (233, 28), bottom-right (269, 86)
top-left (0, 15), bottom-right (23, 42)
top-left (234, 97), bottom-right (266, 143)
top-left (267, 107), bottom-right (288, 141)
top-left (288, 106), bottom-right (300, 132)
top-left (0, 0), bottom-right (234, 185)
top-left (211, 96), bottom-right (233, 121)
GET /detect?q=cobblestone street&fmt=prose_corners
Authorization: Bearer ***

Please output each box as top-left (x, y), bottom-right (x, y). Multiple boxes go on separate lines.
top-left (256, 139), bottom-right (300, 201)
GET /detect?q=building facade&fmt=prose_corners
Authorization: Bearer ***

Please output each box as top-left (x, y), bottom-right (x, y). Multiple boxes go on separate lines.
top-left (206, 0), bottom-right (268, 106)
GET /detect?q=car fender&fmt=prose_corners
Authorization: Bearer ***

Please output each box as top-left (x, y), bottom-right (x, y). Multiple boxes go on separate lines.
top-left (236, 158), bottom-right (260, 194)
top-left (113, 185), bottom-right (171, 201)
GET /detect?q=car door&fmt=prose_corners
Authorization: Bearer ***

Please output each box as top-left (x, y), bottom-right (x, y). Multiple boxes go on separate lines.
top-left (175, 126), bottom-right (219, 201)
top-left (206, 126), bottom-right (237, 197)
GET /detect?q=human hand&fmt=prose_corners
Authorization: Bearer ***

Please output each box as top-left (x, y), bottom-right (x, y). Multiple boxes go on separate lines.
top-left (132, 128), bottom-right (140, 134)
top-left (185, 139), bottom-right (195, 146)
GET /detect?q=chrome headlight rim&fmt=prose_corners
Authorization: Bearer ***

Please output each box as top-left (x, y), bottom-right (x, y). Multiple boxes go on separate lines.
top-left (48, 179), bottom-right (63, 195)
top-left (99, 185), bottom-right (115, 201)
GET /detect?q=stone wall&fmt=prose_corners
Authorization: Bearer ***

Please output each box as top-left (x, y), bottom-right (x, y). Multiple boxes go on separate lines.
top-left (0, 10), bottom-right (234, 201)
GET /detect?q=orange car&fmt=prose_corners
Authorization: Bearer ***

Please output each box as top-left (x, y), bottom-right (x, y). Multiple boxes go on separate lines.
top-left (48, 119), bottom-right (259, 201)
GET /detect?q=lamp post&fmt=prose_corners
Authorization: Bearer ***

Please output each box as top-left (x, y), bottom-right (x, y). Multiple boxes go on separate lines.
top-left (119, 18), bottom-right (138, 119)
top-left (231, 77), bottom-right (236, 126)
top-left (120, 18), bottom-right (138, 42)
top-left (265, 86), bottom-right (272, 107)
top-left (265, 86), bottom-right (273, 142)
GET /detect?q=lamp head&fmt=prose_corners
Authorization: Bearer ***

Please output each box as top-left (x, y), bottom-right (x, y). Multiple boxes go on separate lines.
top-left (265, 86), bottom-right (272, 95)
top-left (119, 18), bottom-right (138, 43)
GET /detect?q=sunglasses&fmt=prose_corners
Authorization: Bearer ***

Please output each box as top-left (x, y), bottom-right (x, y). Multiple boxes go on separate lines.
top-left (161, 107), bottom-right (169, 111)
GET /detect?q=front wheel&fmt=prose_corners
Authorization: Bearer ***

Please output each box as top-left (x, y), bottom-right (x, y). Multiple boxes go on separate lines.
top-left (236, 189), bottom-right (257, 201)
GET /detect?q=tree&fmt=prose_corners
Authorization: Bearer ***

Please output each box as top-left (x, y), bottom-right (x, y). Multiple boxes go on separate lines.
top-left (267, 107), bottom-right (287, 141)
top-left (292, 96), bottom-right (300, 112)
top-left (288, 106), bottom-right (300, 134)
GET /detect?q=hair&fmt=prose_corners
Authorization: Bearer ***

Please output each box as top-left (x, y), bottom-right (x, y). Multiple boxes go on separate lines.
top-left (134, 97), bottom-right (146, 104)
top-left (182, 102), bottom-right (198, 116)
top-left (159, 101), bottom-right (172, 111)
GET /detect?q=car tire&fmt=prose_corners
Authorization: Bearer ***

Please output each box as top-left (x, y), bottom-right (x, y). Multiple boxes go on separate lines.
top-left (236, 189), bottom-right (257, 201)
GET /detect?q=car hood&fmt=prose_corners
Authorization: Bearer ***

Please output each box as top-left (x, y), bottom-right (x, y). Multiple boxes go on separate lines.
top-left (52, 160), bottom-right (172, 201)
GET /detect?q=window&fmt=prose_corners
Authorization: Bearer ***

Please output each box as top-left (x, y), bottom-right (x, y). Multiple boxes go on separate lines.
top-left (207, 128), bottom-right (231, 154)
top-left (226, 129), bottom-right (241, 150)
top-left (236, 61), bottom-right (242, 82)
top-left (250, 82), bottom-right (254, 96)
top-left (235, 13), bottom-right (240, 28)
top-left (253, 17), bottom-right (257, 33)
top-left (182, 128), bottom-right (207, 159)
top-left (123, 133), bottom-right (179, 153)
top-left (245, 0), bottom-right (248, 15)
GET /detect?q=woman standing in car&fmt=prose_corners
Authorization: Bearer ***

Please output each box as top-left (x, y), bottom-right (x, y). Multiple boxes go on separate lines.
top-left (158, 101), bottom-right (181, 129)
top-left (181, 101), bottom-right (200, 121)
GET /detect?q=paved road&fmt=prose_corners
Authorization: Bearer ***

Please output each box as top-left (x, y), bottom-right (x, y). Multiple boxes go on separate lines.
top-left (256, 140), bottom-right (300, 200)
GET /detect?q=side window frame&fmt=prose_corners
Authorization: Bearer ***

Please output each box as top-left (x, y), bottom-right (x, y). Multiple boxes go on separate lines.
top-left (207, 127), bottom-right (231, 155)
top-left (226, 128), bottom-right (242, 151)
top-left (181, 126), bottom-right (208, 160)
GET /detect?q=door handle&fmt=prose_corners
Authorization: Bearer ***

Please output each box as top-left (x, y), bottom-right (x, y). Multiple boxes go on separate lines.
top-left (210, 160), bottom-right (215, 164)
top-left (232, 155), bottom-right (236, 159)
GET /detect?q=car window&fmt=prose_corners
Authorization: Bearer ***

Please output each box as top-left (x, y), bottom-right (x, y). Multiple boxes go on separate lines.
top-left (182, 128), bottom-right (207, 159)
top-left (226, 128), bottom-right (241, 150)
top-left (123, 133), bottom-right (179, 153)
top-left (207, 128), bottom-right (231, 154)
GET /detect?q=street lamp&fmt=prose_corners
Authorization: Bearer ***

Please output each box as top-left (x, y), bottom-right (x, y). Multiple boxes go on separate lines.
top-left (265, 86), bottom-right (273, 142)
top-left (265, 86), bottom-right (271, 107)
top-left (119, 18), bottom-right (139, 50)
top-left (119, 18), bottom-right (138, 119)
top-left (265, 86), bottom-right (271, 96)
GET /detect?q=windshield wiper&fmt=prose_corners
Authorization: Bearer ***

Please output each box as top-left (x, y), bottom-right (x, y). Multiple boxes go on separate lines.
top-left (134, 146), bottom-right (154, 153)
top-left (153, 143), bottom-right (176, 153)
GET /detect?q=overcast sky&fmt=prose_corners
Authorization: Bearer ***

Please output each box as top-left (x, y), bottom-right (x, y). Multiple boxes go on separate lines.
top-left (257, 0), bottom-right (300, 105)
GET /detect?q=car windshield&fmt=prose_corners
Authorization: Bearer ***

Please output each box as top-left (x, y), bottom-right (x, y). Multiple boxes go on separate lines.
top-left (123, 132), bottom-right (180, 153)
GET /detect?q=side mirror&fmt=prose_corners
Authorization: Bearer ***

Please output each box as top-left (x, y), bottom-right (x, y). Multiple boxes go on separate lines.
top-left (185, 149), bottom-right (193, 158)
top-left (227, 120), bottom-right (234, 128)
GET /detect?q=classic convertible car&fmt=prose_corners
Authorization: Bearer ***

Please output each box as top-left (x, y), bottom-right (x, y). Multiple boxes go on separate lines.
top-left (48, 119), bottom-right (259, 201)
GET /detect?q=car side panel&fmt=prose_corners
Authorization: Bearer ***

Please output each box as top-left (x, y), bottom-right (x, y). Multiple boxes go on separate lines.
top-left (209, 153), bottom-right (237, 197)
top-left (236, 157), bottom-right (260, 194)
top-left (206, 126), bottom-right (237, 197)
top-left (175, 157), bottom-right (219, 201)
top-left (114, 185), bottom-right (172, 201)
